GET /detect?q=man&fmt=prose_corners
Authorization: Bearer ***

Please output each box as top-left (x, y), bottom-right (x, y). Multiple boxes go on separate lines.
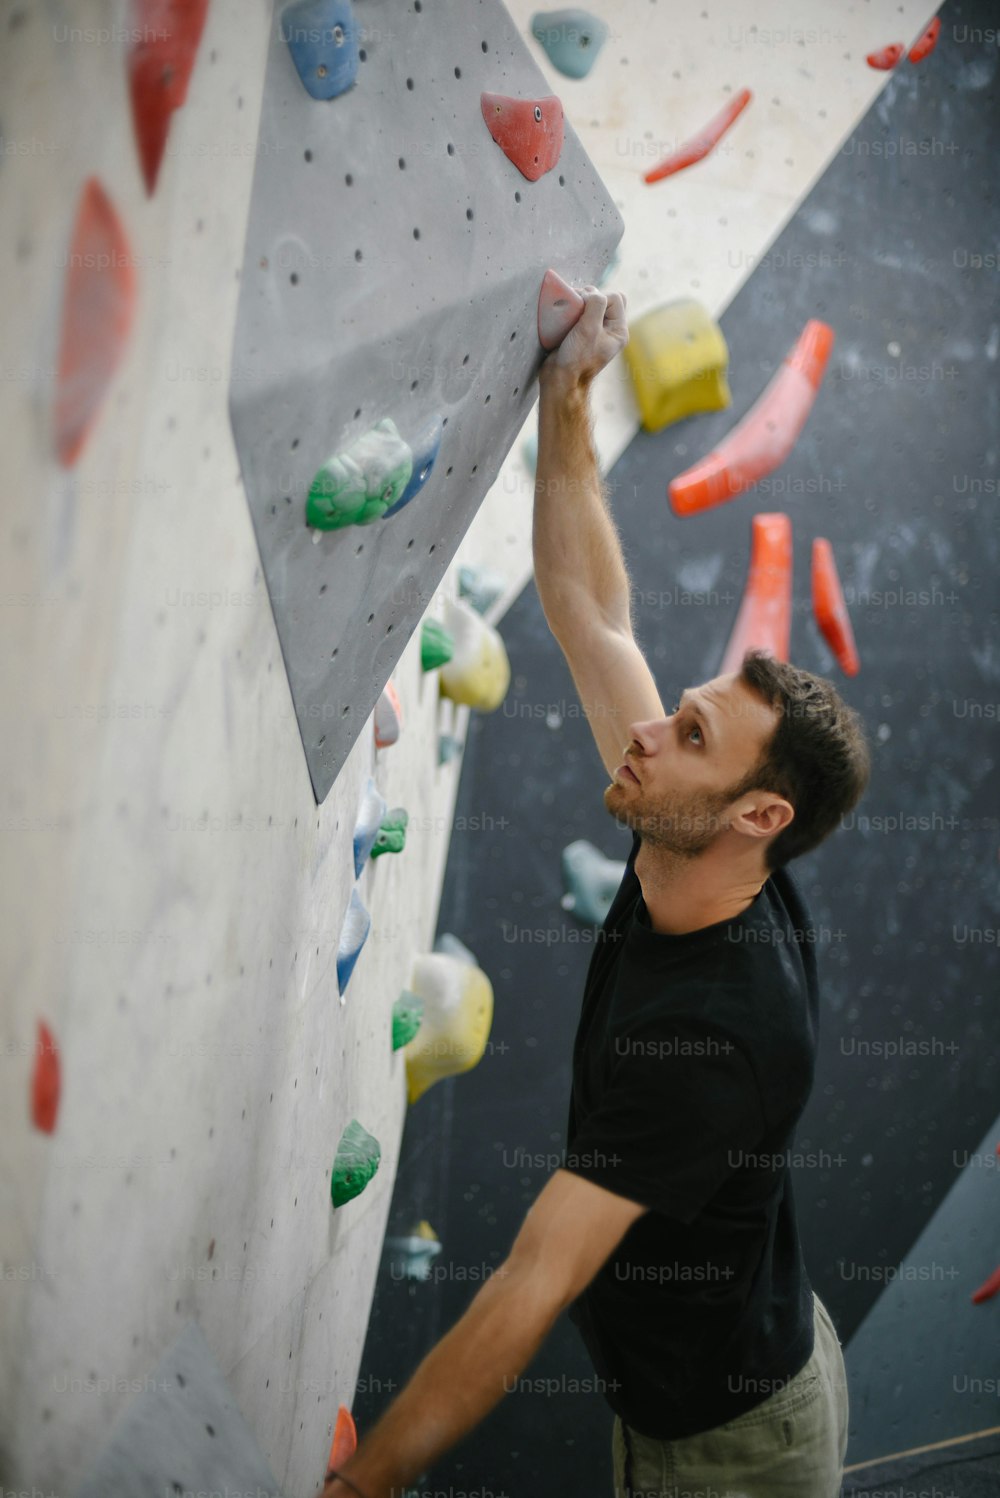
top-left (323, 288), bottom-right (870, 1498)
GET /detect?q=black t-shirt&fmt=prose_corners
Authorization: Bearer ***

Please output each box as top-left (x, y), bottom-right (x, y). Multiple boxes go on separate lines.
top-left (563, 829), bottom-right (819, 1440)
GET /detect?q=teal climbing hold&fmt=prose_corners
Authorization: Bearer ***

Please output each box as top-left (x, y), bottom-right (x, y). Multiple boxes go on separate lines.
top-left (337, 887), bottom-right (370, 996)
top-left (421, 617), bottom-right (454, 671)
top-left (306, 418), bottom-right (412, 530)
top-left (438, 733), bottom-right (463, 765)
top-left (597, 249), bottom-right (620, 288)
top-left (458, 564), bottom-right (505, 615)
top-left (531, 9), bottom-right (608, 79)
top-left (392, 990), bottom-right (424, 1051)
top-left (383, 415), bottom-right (443, 519)
top-left (282, 0), bottom-right (360, 100)
top-left (371, 808), bottom-right (408, 859)
top-left (561, 839), bottom-right (627, 925)
top-left (331, 1117), bottom-right (381, 1207)
top-left (522, 431), bottom-right (538, 475)
top-left (434, 932), bottom-right (478, 966)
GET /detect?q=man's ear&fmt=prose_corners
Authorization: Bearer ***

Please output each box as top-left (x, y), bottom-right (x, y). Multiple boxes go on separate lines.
top-left (731, 795), bottom-right (794, 842)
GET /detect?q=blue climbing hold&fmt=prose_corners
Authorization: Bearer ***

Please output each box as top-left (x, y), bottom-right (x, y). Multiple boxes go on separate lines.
top-left (282, 0), bottom-right (359, 100)
top-left (337, 887), bottom-right (371, 996)
top-left (531, 9), bottom-right (608, 80)
top-left (383, 415), bottom-right (443, 519)
top-left (353, 777), bottom-right (387, 877)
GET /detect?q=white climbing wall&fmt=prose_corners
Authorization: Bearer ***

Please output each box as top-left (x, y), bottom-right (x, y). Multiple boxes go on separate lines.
top-left (0, 1), bottom-right (928, 1494)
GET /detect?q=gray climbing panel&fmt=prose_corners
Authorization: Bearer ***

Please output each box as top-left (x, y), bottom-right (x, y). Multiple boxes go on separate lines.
top-left (74, 1321), bottom-right (283, 1498)
top-left (229, 0), bottom-right (622, 802)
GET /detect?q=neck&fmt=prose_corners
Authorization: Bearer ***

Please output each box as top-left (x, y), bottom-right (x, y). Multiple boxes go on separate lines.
top-left (633, 836), bottom-right (770, 936)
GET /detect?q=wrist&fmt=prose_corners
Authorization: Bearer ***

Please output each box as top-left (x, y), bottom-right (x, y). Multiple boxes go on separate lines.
top-left (538, 363), bottom-right (590, 403)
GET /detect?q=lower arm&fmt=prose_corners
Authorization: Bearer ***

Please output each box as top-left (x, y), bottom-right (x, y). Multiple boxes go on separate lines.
top-left (532, 371), bottom-right (633, 638)
top-left (330, 1259), bottom-right (561, 1498)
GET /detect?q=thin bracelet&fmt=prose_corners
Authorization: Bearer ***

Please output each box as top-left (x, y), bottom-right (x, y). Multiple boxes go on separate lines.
top-left (324, 1467), bottom-right (372, 1498)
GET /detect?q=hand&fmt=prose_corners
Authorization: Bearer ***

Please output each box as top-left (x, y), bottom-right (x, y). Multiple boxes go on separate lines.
top-left (540, 285), bottom-right (628, 389)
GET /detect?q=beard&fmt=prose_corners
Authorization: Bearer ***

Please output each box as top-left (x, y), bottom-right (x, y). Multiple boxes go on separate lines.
top-left (603, 778), bottom-right (735, 857)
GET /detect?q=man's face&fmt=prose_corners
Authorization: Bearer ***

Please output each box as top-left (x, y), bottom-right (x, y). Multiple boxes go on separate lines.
top-left (602, 672), bottom-right (780, 856)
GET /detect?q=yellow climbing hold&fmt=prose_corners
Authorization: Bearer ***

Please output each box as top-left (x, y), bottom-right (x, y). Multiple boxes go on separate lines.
top-left (438, 597), bottom-right (510, 712)
top-left (624, 299), bottom-right (731, 433)
top-left (403, 952), bottom-right (494, 1104)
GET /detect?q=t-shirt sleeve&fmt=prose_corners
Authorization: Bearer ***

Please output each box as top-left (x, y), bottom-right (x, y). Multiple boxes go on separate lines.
top-left (562, 1018), bottom-right (765, 1225)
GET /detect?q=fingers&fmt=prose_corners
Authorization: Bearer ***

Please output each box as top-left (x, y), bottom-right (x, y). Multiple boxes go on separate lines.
top-left (578, 286), bottom-right (608, 329)
top-left (604, 290), bottom-right (627, 327)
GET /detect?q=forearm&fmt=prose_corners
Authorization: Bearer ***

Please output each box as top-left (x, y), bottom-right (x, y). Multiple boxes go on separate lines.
top-left (328, 1259), bottom-right (561, 1498)
top-left (532, 371), bottom-right (633, 638)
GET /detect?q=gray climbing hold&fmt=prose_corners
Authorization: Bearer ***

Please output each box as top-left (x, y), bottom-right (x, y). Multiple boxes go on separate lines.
top-left (458, 563), bottom-right (506, 615)
top-left (561, 839), bottom-right (627, 925)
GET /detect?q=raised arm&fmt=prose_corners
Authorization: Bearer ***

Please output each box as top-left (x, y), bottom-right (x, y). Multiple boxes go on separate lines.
top-left (321, 1171), bottom-right (646, 1498)
top-left (532, 287), bottom-right (666, 776)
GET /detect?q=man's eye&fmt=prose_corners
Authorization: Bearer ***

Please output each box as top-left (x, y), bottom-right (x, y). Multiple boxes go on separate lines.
top-left (689, 724), bottom-right (703, 745)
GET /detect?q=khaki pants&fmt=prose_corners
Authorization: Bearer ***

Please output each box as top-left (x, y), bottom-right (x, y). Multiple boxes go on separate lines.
top-left (612, 1294), bottom-right (849, 1498)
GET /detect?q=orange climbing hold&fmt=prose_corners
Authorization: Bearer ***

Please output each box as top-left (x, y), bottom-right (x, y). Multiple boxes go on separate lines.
top-left (644, 88), bottom-right (752, 184)
top-left (481, 92), bottom-right (564, 181)
top-left (971, 1264), bottom-right (1000, 1305)
top-left (669, 320), bottom-right (834, 517)
top-left (127, 0), bottom-right (211, 194)
top-left (537, 269), bottom-right (585, 351)
top-left (866, 42), bottom-right (904, 69)
top-left (54, 178), bottom-right (137, 468)
top-left (31, 1020), bottom-right (60, 1134)
top-left (720, 514), bottom-right (792, 676)
top-left (812, 539), bottom-right (860, 677)
top-left (327, 1403), bottom-right (358, 1470)
top-left (908, 16), bottom-right (941, 63)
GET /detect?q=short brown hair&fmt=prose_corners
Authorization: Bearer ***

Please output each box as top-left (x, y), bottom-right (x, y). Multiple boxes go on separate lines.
top-left (731, 650), bottom-right (871, 870)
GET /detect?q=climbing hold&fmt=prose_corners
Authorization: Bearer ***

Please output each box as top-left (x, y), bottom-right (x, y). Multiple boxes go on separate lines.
top-left (434, 932), bottom-right (478, 966)
top-left (374, 680), bottom-right (403, 748)
top-left (383, 415), bottom-right (444, 519)
top-left (438, 597), bottom-right (511, 712)
top-left (306, 418), bottom-right (413, 530)
top-left (720, 514), bottom-right (792, 676)
top-left (596, 249), bottom-right (620, 288)
top-left (54, 178), bottom-right (137, 468)
top-left (971, 1264), bottom-right (1000, 1305)
top-left (522, 431), bottom-right (538, 475)
top-left (907, 16), bottom-right (941, 62)
top-left (331, 1118), bottom-right (381, 1207)
top-left (371, 808), bottom-right (408, 859)
top-left (438, 733), bottom-right (463, 765)
top-left (353, 777), bottom-right (387, 876)
top-left (866, 42), bottom-right (904, 69)
top-left (327, 1403), bottom-right (358, 1475)
top-left (644, 88), bottom-right (753, 184)
top-left (282, 0), bottom-right (360, 100)
top-left (669, 320), bottom-right (835, 516)
top-left (31, 1020), bottom-right (60, 1134)
top-left (336, 888), bottom-right (371, 997)
top-left (127, 0), bottom-right (210, 194)
top-left (481, 92), bottom-right (565, 181)
top-left (561, 841), bottom-right (627, 925)
top-left (538, 268), bottom-right (586, 351)
top-left (812, 539), bottom-right (860, 677)
top-left (421, 617), bottom-right (454, 672)
top-left (458, 564), bottom-right (505, 616)
top-left (403, 952), bottom-right (494, 1104)
top-left (531, 9), bottom-right (609, 78)
top-left (392, 990), bottom-right (425, 1051)
top-left (624, 299), bottom-right (731, 433)
top-left (385, 1219), bottom-right (442, 1280)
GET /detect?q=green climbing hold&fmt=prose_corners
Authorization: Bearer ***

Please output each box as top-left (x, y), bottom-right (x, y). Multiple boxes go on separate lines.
top-left (331, 1117), bottom-right (381, 1207)
top-left (306, 417), bottom-right (413, 530)
top-left (392, 990), bottom-right (425, 1051)
top-left (371, 808), bottom-right (408, 859)
top-left (421, 617), bottom-right (454, 671)
top-left (438, 733), bottom-right (462, 765)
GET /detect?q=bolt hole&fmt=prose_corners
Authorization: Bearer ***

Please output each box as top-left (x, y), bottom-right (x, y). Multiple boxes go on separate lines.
top-left (413, 227), bottom-right (420, 239)
top-left (447, 142), bottom-right (455, 155)
top-left (429, 544), bottom-right (436, 554)
top-left (462, 354), bottom-right (470, 365)
top-left (482, 39), bottom-right (488, 51)
top-left (291, 437), bottom-right (299, 449)
top-left (354, 248), bottom-right (362, 261)
top-left (398, 157), bottom-right (405, 169)
top-left (304, 149), bottom-right (313, 162)
top-left (466, 208), bottom-right (474, 220)
top-left (354, 408), bottom-right (362, 418)
top-left (406, 77), bottom-right (414, 89)
top-left (454, 65), bottom-right (461, 78)
top-left (406, 539), bottom-right (414, 548)
top-left (289, 272), bottom-right (298, 285)
top-left (345, 173), bottom-right (353, 185)
top-left (445, 466), bottom-right (453, 476)
top-left (367, 613), bottom-right (374, 624)
top-left (533, 105), bottom-right (542, 122)
top-left (514, 191), bottom-right (521, 202)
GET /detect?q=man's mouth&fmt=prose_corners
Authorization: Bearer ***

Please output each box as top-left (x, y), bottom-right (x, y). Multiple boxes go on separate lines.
top-left (617, 762), bottom-right (640, 784)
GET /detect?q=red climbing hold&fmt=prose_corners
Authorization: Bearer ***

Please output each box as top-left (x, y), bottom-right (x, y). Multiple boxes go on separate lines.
top-left (866, 42), bottom-right (904, 70)
top-left (327, 1403), bottom-right (358, 1471)
top-left (31, 1020), bottom-right (60, 1134)
top-left (812, 542), bottom-right (858, 676)
top-left (669, 320), bottom-right (835, 517)
top-left (720, 514), bottom-right (792, 676)
top-left (971, 1264), bottom-right (1000, 1305)
top-left (481, 92), bottom-right (564, 182)
top-left (54, 178), bottom-right (137, 469)
top-left (644, 88), bottom-right (752, 185)
top-left (908, 16), bottom-right (941, 63)
top-left (127, 0), bottom-right (211, 194)
top-left (812, 539), bottom-right (860, 676)
top-left (537, 269), bottom-right (585, 351)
